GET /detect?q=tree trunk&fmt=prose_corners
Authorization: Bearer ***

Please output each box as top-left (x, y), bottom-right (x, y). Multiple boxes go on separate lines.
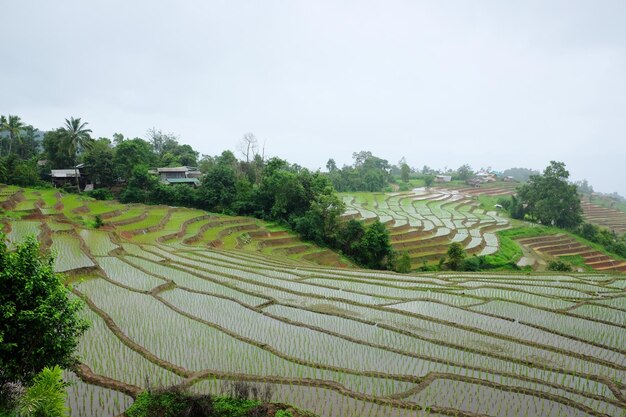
top-left (75, 160), bottom-right (81, 193)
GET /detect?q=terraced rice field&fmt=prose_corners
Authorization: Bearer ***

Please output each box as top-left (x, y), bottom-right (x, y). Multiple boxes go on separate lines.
top-left (342, 188), bottom-right (511, 267)
top-left (518, 234), bottom-right (626, 273)
top-left (582, 201), bottom-right (626, 236)
top-left (445, 182), bottom-right (518, 197)
top-left (2, 185), bottom-right (626, 417)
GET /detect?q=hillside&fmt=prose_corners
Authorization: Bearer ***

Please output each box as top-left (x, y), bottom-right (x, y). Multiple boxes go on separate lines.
top-left (0, 185), bottom-right (350, 269)
top-left (342, 186), bottom-right (626, 273)
top-left (2, 185), bottom-right (626, 417)
top-left (342, 188), bottom-right (510, 267)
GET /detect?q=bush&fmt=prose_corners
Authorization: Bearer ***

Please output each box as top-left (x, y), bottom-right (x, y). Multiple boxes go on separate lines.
top-left (547, 260), bottom-right (573, 272)
top-left (86, 188), bottom-right (113, 200)
top-left (445, 243), bottom-right (465, 271)
top-left (17, 366), bottom-right (67, 417)
top-left (93, 215), bottom-right (104, 229)
top-left (126, 387), bottom-right (264, 417)
top-left (394, 252), bottom-right (412, 273)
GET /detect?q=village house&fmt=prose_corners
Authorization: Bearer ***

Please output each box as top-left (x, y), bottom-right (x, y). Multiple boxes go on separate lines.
top-left (50, 164), bottom-right (92, 190)
top-left (152, 166), bottom-right (202, 186)
top-left (475, 172), bottom-right (497, 182)
top-left (434, 175), bottom-right (452, 183)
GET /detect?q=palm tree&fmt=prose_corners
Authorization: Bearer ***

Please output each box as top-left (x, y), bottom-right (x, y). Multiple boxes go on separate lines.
top-left (0, 114), bottom-right (24, 156)
top-left (60, 117), bottom-right (92, 192)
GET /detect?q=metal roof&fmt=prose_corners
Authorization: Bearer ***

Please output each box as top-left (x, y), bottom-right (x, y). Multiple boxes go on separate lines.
top-left (51, 169), bottom-right (80, 178)
top-left (157, 166), bottom-right (197, 173)
top-left (165, 178), bottom-right (200, 184)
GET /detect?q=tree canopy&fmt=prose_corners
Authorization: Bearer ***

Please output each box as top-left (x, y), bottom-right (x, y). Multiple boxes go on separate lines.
top-left (325, 151), bottom-right (392, 192)
top-left (0, 236), bottom-right (88, 386)
top-left (516, 161), bottom-right (583, 229)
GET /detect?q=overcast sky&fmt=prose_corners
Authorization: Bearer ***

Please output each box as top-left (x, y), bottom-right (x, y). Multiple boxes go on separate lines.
top-left (2, 1), bottom-right (625, 195)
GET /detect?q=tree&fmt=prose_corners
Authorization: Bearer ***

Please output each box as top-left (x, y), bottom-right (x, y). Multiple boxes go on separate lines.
top-left (352, 220), bottom-right (393, 269)
top-left (14, 126), bottom-right (40, 160)
top-left (146, 128), bottom-right (178, 157)
top-left (238, 133), bottom-right (259, 163)
top-left (575, 179), bottom-right (594, 195)
top-left (456, 164), bottom-right (474, 181)
top-left (113, 139), bottom-right (155, 181)
top-left (83, 139), bottom-right (116, 187)
top-left (326, 158), bottom-right (337, 172)
top-left (445, 242), bottom-right (465, 270)
top-left (0, 115), bottom-right (24, 157)
top-left (424, 175), bottom-right (435, 188)
top-left (198, 164), bottom-right (237, 213)
top-left (395, 252), bottom-right (412, 273)
top-left (517, 161), bottom-right (583, 229)
top-left (0, 235), bottom-right (88, 387)
top-left (59, 118), bottom-right (93, 192)
top-left (43, 130), bottom-right (74, 169)
top-left (400, 163), bottom-right (410, 183)
top-left (502, 167), bottom-right (539, 183)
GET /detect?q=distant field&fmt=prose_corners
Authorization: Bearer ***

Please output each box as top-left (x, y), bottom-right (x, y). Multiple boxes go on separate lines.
top-left (2, 185), bottom-right (626, 417)
top-left (341, 188), bottom-right (512, 268)
top-left (581, 200), bottom-right (626, 236)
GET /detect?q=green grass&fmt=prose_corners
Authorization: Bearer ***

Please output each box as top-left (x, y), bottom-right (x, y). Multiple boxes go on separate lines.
top-left (487, 224), bottom-right (626, 270)
top-left (476, 195), bottom-right (508, 214)
top-left (117, 208), bottom-right (169, 232)
top-left (559, 255), bottom-right (595, 272)
top-left (480, 226), bottom-right (558, 269)
top-left (406, 178), bottom-right (425, 187)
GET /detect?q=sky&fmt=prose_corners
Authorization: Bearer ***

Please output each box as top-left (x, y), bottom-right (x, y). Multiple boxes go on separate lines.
top-left (2, 0), bottom-right (625, 195)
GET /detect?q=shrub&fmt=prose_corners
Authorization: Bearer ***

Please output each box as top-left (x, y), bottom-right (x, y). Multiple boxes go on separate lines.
top-left (547, 260), bottom-right (573, 272)
top-left (93, 215), bottom-right (104, 229)
top-left (445, 243), bottom-right (465, 271)
top-left (86, 188), bottom-right (113, 200)
top-left (17, 366), bottom-right (67, 417)
top-left (394, 252), bottom-right (412, 273)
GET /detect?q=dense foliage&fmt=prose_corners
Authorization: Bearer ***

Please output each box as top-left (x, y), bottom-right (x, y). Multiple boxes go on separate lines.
top-left (445, 242), bottom-right (466, 271)
top-left (0, 236), bottom-right (88, 387)
top-left (576, 222), bottom-right (626, 258)
top-left (513, 161), bottom-right (583, 229)
top-left (118, 156), bottom-right (395, 270)
top-left (125, 385), bottom-right (310, 417)
top-left (325, 151), bottom-right (392, 192)
top-left (15, 366), bottom-right (68, 417)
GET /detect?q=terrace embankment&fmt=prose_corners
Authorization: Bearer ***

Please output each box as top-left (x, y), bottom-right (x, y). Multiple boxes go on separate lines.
top-left (518, 234), bottom-right (626, 272)
top-left (342, 189), bottom-right (510, 268)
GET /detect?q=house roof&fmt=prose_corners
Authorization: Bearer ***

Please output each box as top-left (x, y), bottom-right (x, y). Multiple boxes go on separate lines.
top-left (51, 169), bottom-right (80, 178)
top-left (157, 166), bottom-right (197, 173)
top-left (164, 178), bottom-right (200, 185)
